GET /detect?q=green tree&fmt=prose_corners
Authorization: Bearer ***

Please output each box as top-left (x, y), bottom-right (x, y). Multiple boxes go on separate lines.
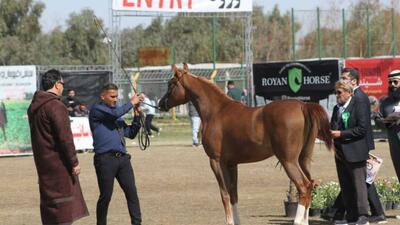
top-left (253, 5), bottom-right (298, 62)
top-left (64, 9), bottom-right (108, 64)
top-left (38, 27), bottom-right (71, 65)
top-left (0, 0), bottom-right (44, 65)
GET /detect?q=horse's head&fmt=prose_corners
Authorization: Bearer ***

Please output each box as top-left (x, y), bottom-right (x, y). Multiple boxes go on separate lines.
top-left (158, 64), bottom-right (191, 111)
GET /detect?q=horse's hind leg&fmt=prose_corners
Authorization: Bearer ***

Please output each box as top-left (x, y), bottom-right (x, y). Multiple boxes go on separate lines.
top-left (281, 160), bottom-right (312, 225)
top-left (298, 157), bottom-right (313, 225)
top-left (210, 159), bottom-right (240, 225)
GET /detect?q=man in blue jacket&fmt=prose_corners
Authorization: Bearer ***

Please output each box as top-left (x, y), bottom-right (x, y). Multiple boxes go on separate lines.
top-left (89, 83), bottom-right (142, 225)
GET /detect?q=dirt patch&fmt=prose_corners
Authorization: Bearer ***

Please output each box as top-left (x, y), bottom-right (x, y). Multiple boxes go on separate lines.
top-left (0, 142), bottom-right (399, 224)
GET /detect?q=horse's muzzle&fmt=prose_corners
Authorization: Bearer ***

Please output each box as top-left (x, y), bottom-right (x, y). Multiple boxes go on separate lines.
top-left (158, 97), bottom-right (169, 112)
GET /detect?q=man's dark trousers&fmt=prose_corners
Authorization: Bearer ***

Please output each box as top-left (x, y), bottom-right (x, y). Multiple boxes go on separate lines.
top-left (332, 182), bottom-right (384, 219)
top-left (335, 157), bottom-right (369, 222)
top-left (94, 152), bottom-right (141, 225)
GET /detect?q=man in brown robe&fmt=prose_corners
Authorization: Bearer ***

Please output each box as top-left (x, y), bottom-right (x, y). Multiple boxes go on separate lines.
top-left (27, 69), bottom-right (89, 225)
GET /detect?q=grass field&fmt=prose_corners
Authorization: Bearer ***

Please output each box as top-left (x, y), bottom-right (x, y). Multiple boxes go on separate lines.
top-left (0, 100), bottom-right (31, 151)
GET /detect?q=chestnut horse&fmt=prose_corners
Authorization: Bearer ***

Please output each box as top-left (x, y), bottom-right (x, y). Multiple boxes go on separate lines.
top-left (159, 64), bottom-right (333, 225)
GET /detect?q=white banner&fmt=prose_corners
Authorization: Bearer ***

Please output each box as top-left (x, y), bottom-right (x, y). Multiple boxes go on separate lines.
top-left (0, 66), bottom-right (36, 100)
top-left (70, 117), bottom-right (93, 151)
top-left (113, 0), bottom-right (252, 12)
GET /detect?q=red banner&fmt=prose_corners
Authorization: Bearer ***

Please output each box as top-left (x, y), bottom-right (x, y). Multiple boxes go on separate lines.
top-left (345, 58), bottom-right (400, 111)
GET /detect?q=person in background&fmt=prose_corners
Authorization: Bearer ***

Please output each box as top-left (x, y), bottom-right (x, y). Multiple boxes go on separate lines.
top-left (89, 83), bottom-right (142, 225)
top-left (140, 92), bottom-right (161, 137)
top-left (327, 68), bottom-right (386, 224)
top-left (227, 80), bottom-right (243, 101)
top-left (27, 69), bottom-right (89, 225)
top-left (74, 103), bottom-right (90, 117)
top-left (375, 70), bottom-right (400, 220)
top-left (330, 80), bottom-right (370, 225)
top-left (63, 89), bottom-right (80, 117)
top-left (188, 101), bottom-right (201, 147)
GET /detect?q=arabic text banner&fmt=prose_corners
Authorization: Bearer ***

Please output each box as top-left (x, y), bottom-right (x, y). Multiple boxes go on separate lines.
top-left (70, 117), bottom-right (93, 151)
top-left (113, 0), bottom-right (252, 12)
top-left (345, 58), bottom-right (400, 97)
top-left (345, 58), bottom-right (400, 112)
top-left (0, 65), bottom-right (36, 100)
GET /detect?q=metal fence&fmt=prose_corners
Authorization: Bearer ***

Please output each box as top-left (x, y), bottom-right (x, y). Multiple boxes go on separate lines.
top-left (113, 65), bottom-right (247, 116)
top-left (290, 6), bottom-right (399, 60)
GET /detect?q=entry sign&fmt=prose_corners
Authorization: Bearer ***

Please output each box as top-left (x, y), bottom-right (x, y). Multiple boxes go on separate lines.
top-left (113, 0), bottom-right (252, 12)
top-left (253, 59), bottom-right (340, 101)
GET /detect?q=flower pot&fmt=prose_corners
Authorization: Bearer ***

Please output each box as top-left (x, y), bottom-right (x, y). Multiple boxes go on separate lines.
top-left (392, 202), bottom-right (400, 210)
top-left (309, 208), bottom-right (322, 217)
top-left (284, 201), bottom-right (298, 217)
top-left (383, 201), bottom-right (393, 211)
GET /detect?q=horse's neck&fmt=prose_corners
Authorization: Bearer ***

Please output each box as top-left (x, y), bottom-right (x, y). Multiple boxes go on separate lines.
top-left (184, 75), bottom-right (229, 120)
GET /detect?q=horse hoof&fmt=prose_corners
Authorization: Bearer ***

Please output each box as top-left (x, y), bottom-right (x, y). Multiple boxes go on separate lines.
top-left (293, 222), bottom-right (308, 225)
top-left (293, 222), bottom-right (306, 225)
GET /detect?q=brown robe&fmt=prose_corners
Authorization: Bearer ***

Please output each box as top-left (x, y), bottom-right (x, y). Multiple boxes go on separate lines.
top-left (27, 91), bottom-right (89, 225)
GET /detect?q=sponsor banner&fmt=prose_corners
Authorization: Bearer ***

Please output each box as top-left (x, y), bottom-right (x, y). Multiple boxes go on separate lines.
top-left (253, 60), bottom-right (341, 101)
top-left (113, 0), bottom-right (252, 12)
top-left (70, 117), bottom-right (93, 151)
top-left (0, 66), bottom-right (36, 156)
top-left (0, 65), bottom-right (36, 100)
top-left (139, 48), bottom-right (170, 66)
top-left (344, 58), bottom-right (400, 112)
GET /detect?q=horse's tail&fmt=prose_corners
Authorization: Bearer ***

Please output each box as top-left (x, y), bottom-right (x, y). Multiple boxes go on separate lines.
top-left (302, 102), bottom-right (333, 151)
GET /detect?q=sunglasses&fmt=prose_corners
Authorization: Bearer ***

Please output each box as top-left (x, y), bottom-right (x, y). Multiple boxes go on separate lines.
top-left (335, 90), bottom-right (343, 95)
top-left (389, 80), bottom-right (400, 86)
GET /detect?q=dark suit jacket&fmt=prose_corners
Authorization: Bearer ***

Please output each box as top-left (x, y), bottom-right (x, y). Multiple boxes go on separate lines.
top-left (331, 97), bottom-right (369, 162)
top-left (353, 87), bottom-right (375, 150)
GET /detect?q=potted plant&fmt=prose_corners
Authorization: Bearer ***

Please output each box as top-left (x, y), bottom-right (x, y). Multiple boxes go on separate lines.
top-left (310, 184), bottom-right (326, 217)
top-left (320, 182), bottom-right (340, 219)
top-left (284, 180), bottom-right (298, 217)
top-left (390, 178), bottom-right (400, 210)
top-left (375, 178), bottom-right (392, 211)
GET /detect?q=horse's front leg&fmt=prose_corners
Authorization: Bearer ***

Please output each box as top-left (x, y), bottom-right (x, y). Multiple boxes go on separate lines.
top-left (209, 159), bottom-right (240, 225)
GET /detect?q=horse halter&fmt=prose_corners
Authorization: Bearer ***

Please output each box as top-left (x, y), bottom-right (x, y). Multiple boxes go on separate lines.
top-left (161, 74), bottom-right (183, 110)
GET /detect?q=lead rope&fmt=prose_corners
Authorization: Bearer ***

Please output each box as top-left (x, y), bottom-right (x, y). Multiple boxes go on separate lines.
top-left (138, 113), bottom-right (150, 150)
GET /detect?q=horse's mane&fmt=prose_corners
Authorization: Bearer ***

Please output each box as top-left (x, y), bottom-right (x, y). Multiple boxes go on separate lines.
top-left (187, 73), bottom-right (230, 99)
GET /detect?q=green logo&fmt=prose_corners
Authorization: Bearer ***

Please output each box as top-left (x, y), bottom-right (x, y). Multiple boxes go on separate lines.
top-left (288, 68), bottom-right (302, 93)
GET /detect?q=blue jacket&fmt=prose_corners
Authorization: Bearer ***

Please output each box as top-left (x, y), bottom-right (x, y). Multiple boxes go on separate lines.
top-left (89, 102), bottom-right (141, 154)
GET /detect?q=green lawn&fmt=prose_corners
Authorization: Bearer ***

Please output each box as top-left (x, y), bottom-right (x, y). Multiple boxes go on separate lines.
top-left (0, 100), bottom-right (31, 151)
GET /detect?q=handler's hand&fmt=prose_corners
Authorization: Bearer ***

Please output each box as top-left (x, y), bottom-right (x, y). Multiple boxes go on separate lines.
top-left (72, 165), bottom-right (81, 176)
top-left (130, 93), bottom-right (140, 106)
top-left (134, 106), bottom-right (142, 116)
top-left (331, 130), bottom-right (341, 139)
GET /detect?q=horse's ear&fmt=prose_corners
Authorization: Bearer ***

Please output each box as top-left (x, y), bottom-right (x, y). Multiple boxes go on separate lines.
top-left (183, 63), bottom-right (189, 72)
top-left (171, 64), bottom-right (183, 78)
top-left (171, 64), bottom-right (178, 73)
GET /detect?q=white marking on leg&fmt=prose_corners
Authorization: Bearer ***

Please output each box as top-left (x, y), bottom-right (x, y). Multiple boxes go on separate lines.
top-left (226, 214), bottom-right (234, 225)
top-left (303, 207), bottom-right (309, 225)
top-left (232, 203), bottom-right (241, 225)
top-left (293, 204), bottom-right (305, 225)
top-left (226, 204), bottom-right (234, 225)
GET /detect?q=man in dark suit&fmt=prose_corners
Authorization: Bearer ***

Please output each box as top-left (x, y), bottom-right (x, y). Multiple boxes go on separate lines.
top-left (329, 68), bottom-right (385, 223)
top-left (331, 80), bottom-right (370, 225)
